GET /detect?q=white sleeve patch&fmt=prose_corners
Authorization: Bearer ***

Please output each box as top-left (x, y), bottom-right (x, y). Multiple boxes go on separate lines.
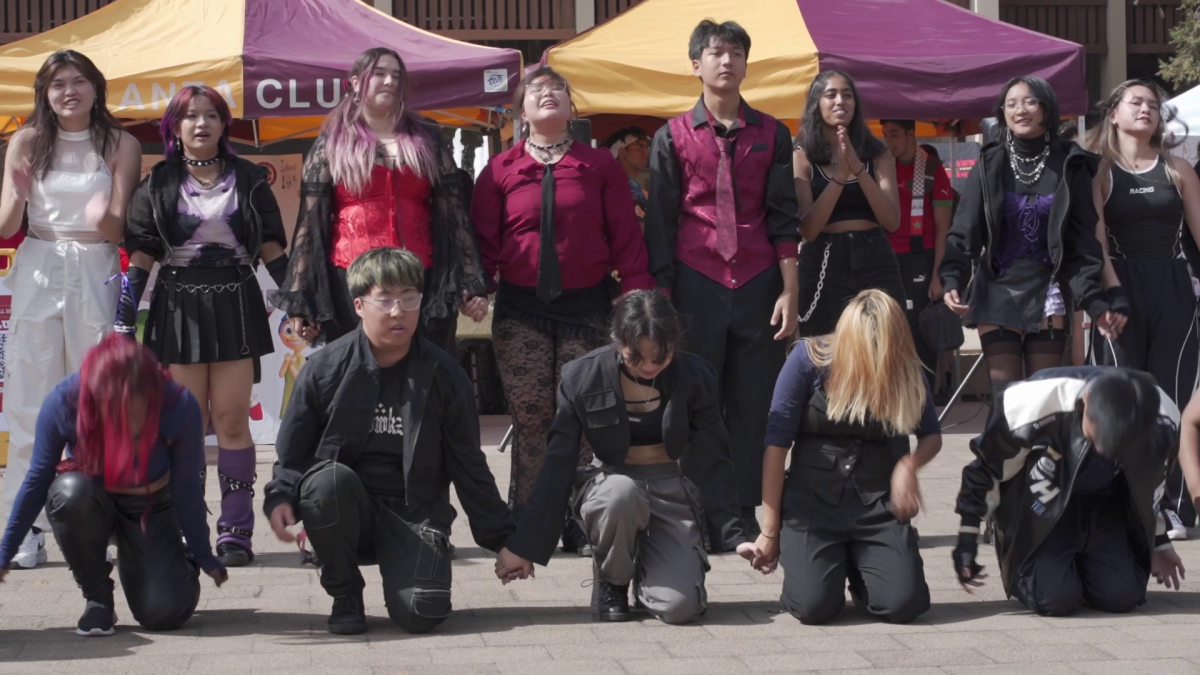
top-left (1003, 378), bottom-right (1086, 430)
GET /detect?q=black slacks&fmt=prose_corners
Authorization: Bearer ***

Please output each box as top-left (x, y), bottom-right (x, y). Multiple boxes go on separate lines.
top-left (895, 248), bottom-right (939, 379)
top-left (778, 476), bottom-right (930, 625)
top-left (673, 261), bottom-right (786, 507)
top-left (46, 472), bottom-right (201, 631)
top-left (798, 228), bottom-right (907, 338)
top-left (1012, 494), bottom-right (1147, 617)
top-left (298, 461), bottom-right (452, 634)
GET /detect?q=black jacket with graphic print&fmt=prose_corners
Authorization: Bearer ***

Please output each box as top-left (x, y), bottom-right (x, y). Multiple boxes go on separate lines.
top-left (955, 366), bottom-right (1178, 596)
top-left (262, 327), bottom-right (514, 552)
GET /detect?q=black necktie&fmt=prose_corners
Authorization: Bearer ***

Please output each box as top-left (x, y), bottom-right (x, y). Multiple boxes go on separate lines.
top-left (537, 163), bottom-right (562, 303)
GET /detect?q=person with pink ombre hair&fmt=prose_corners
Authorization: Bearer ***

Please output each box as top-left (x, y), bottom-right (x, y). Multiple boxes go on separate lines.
top-left (271, 48), bottom-right (488, 354)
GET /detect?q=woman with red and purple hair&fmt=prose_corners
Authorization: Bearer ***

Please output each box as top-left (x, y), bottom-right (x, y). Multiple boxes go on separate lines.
top-left (123, 85), bottom-right (289, 567)
top-left (271, 47), bottom-right (489, 353)
top-left (0, 334), bottom-right (227, 637)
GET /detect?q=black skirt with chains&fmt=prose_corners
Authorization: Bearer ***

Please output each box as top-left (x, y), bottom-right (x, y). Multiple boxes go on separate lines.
top-left (143, 265), bottom-right (274, 369)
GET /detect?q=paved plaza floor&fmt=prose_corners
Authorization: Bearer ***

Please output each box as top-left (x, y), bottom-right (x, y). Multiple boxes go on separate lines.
top-left (3, 404), bottom-right (1200, 674)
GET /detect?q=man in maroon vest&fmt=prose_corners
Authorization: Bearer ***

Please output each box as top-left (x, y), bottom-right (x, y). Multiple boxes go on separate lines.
top-left (645, 20), bottom-right (800, 538)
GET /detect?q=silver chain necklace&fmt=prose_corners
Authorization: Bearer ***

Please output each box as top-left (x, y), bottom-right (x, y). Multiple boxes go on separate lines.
top-left (526, 137), bottom-right (572, 163)
top-left (1007, 133), bottom-right (1050, 186)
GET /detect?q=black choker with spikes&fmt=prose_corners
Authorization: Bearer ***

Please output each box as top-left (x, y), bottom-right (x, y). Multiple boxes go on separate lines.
top-left (183, 156), bottom-right (221, 167)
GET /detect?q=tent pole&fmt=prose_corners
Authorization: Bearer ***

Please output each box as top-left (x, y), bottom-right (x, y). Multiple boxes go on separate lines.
top-left (253, 121), bottom-right (260, 150)
top-left (949, 125), bottom-right (958, 192)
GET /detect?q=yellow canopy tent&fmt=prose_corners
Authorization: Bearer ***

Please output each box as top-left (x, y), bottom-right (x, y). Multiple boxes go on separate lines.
top-left (0, 0), bottom-right (521, 145)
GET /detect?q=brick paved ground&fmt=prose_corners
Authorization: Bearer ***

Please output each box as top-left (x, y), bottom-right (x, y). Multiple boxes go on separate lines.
top-left (3, 403), bottom-right (1200, 674)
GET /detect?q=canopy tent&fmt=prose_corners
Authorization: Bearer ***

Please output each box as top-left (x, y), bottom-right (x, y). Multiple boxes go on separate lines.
top-left (544, 0), bottom-right (1087, 124)
top-left (0, 0), bottom-right (522, 145)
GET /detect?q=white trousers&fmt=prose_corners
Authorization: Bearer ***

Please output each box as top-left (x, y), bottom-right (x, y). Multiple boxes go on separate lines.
top-left (0, 238), bottom-right (119, 529)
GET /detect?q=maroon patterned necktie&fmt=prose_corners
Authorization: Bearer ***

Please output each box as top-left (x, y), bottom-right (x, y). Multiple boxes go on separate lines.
top-left (715, 136), bottom-right (737, 261)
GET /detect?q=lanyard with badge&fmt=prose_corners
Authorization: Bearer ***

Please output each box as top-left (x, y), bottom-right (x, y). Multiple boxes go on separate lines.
top-left (909, 148), bottom-right (928, 253)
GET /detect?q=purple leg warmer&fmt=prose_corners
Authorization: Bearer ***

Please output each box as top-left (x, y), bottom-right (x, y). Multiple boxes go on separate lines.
top-left (217, 447), bottom-right (256, 552)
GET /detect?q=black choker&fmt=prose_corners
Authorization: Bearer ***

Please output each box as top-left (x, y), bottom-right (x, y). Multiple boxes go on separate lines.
top-left (183, 156), bottom-right (221, 167)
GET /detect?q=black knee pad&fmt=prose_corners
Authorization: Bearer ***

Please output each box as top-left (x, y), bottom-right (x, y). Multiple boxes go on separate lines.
top-left (979, 328), bottom-right (1022, 348)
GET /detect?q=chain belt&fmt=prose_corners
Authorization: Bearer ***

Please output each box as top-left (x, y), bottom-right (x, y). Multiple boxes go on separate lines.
top-left (161, 273), bottom-right (251, 355)
top-left (798, 241), bottom-right (832, 324)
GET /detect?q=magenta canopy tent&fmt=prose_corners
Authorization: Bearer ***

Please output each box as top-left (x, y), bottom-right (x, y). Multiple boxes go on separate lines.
top-left (242, 0), bottom-right (523, 117)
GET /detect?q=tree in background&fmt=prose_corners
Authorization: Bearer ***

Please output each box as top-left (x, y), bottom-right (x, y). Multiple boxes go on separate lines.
top-left (1163, 0), bottom-right (1200, 88)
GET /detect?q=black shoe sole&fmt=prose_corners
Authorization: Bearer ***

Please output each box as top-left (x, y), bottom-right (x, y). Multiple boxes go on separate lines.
top-left (327, 621), bottom-right (368, 635)
top-left (596, 610), bottom-right (630, 622)
top-left (218, 545), bottom-right (253, 567)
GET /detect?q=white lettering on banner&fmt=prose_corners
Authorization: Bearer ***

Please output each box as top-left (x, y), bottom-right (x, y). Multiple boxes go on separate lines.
top-left (151, 83), bottom-right (177, 111)
top-left (288, 80), bottom-right (309, 109)
top-left (316, 79), bottom-right (341, 108)
top-left (258, 79), bottom-right (283, 109)
top-left (116, 80), bottom-right (237, 111)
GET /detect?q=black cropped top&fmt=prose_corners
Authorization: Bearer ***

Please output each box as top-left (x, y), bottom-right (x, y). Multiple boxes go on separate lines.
top-left (622, 367), bottom-right (666, 446)
top-left (811, 160), bottom-right (877, 224)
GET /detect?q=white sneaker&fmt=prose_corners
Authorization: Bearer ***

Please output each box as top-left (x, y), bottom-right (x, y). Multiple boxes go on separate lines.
top-left (1167, 510), bottom-right (1189, 541)
top-left (12, 531), bottom-right (48, 568)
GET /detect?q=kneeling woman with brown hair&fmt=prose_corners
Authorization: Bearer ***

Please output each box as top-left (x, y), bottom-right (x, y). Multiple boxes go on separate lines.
top-left (494, 290), bottom-right (754, 624)
top-left (0, 334), bottom-right (226, 636)
top-left (753, 289), bottom-right (941, 625)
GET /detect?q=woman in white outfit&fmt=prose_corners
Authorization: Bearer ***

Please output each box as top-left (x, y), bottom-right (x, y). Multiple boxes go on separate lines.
top-left (0, 50), bottom-right (140, 568)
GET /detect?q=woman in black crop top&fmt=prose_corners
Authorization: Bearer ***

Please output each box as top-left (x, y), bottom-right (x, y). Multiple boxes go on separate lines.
top-left (793, 71), bottom-right (906, 337)
top-left (939, 76), bottom-right (1116, 422)
top-left (494, 290), bottom-right (754, 625)
top-left (1086, 80), bottom-right (1200, 537)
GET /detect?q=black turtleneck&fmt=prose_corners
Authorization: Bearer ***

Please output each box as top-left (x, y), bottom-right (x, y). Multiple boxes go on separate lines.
top-left (1004, 132), bottom-right (1065, 197)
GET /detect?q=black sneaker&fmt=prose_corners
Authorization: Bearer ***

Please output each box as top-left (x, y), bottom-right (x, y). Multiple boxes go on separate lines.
top-left (76, 600), bottom-right (116, 637)
top-left (217, 542), bottom-right (253, 567)
top-left (328, 594), bottom-right (367, 635)
top-left (590, 560), bottom-right (630, 622)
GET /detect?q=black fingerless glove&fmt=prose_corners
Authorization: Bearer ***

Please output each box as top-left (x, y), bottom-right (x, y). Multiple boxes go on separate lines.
top-left (951, 531), bottom-right (981, 579)
top-left (265, 254), bottom-right (290, 289)
top-left (115, 266), bottom-right (151, 336)
top-left (1106, 285), bottom-right (1131, 317)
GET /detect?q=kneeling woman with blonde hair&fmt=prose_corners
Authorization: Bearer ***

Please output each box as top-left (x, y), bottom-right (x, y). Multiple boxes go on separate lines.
top-left (752, 289), bottom-right (941, 625)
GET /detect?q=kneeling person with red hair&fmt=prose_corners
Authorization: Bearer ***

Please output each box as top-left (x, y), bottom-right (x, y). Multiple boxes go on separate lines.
top-left (0, 334), bottom-right (227, 636)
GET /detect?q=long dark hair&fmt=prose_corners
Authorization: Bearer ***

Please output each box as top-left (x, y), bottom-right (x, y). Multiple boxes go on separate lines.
top-left (28, 50), bottom-right (123, 179)
top-left (993, 75), bottom-right (1061, 145)
top-left (797, 70), bottom-right (884, 165)
top-left (610, 290), bottom-right (685, 366)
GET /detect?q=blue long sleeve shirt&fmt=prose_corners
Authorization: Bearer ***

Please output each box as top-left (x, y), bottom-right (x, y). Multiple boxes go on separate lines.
top-left (0, 373), bottom-right (221, 573)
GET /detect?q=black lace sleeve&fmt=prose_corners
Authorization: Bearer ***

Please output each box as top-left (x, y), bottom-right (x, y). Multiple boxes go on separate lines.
top-left (424, 130), bottom-right (489, 319)
top-left (268, 134), bottom-right (339, 342)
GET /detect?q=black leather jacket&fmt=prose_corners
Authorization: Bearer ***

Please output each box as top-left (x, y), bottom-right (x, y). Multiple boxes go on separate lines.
top-left (125, 156), bottom-right (287, 266)
top-left (262, 328), bottom-right (514, 553)
top-left (504, 344), bottom-right (746, 565)
top-left (956, 367), bottom-right (1178, 596)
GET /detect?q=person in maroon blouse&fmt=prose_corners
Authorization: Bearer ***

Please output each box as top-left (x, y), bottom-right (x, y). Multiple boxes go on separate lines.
top-left (273, 48), bottom-right (489, 353)
top-left (644, 20), bottom-right (801, 538)
top-left (472, 66), bottom-right (654, 550)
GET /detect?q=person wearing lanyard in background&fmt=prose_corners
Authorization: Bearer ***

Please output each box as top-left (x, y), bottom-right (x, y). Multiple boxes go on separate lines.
top-left (605, 126), bottom-right (651, 226)
top-left (0, 50), bottom-right (141, 570)
top-left (472, 66), bottom-right (655, 553)
top-left (644, 20), bottom-right (801, 539)
top-left (881, 120), bottom-right (954, 388)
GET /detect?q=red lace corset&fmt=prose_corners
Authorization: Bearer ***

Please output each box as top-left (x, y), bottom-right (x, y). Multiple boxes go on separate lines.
top-left (331, 164), bottom-right (433, 269)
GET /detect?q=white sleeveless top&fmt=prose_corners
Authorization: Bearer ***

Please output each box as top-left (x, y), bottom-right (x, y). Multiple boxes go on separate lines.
top-left (27, 128), bottom-right (113, 243)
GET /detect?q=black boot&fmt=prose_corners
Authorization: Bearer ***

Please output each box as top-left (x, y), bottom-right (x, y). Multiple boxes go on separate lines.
top-left (590, 560), bottom-right (630, 622)
top-left (328, 593), bottom-right (367, 635)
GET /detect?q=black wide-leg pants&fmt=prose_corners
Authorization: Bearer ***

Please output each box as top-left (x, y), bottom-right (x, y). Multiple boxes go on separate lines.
top-left (672, 262), bottom-right (786, 508)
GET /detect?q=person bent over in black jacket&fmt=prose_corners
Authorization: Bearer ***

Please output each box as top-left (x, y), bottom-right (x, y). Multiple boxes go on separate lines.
top-left (955, 367), bottom-right (1185, 616)
top-left (263, 248), bottom-right (514, 635)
